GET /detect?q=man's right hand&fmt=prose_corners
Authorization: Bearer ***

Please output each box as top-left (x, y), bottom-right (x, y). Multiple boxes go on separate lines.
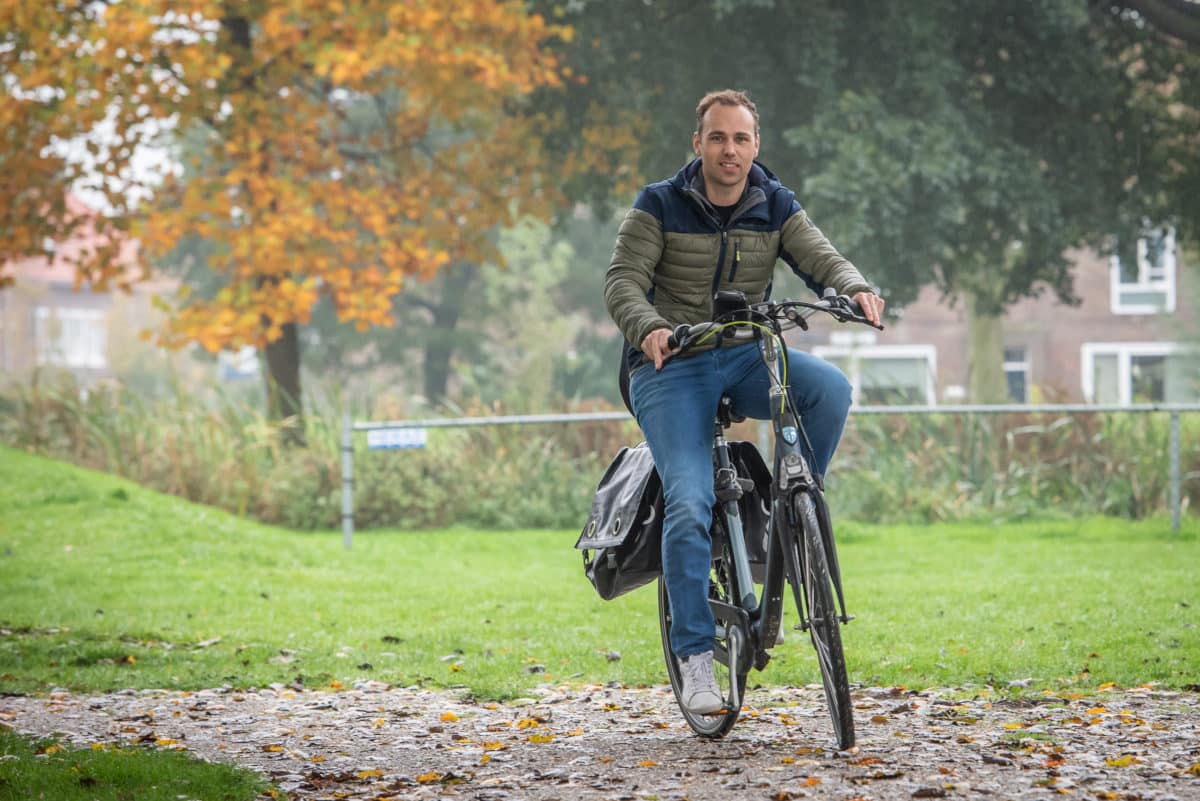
top-left (641, 327), bottom-right (674, 371)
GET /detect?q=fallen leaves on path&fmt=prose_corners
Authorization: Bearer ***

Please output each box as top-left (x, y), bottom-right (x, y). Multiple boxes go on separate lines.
top-left (1, 680), bottom-right (1197, 800)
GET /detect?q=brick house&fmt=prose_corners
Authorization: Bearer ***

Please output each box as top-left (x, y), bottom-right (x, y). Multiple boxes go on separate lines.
top-left (0, 196), bottom-right (177, 389)
top-left (800, 228), bottom-right (1196, 405)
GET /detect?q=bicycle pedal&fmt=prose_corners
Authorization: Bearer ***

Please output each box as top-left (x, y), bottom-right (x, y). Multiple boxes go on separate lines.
top-left (839, 614), bottom-right (856, 624)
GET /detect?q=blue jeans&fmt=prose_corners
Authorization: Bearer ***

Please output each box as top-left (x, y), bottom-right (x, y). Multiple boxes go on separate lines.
top-left (628, 342), bottom-right (853, 658)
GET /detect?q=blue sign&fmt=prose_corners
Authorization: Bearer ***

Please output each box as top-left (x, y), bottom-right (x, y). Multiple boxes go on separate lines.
top-left (366, 428), bottom-right (427, 450)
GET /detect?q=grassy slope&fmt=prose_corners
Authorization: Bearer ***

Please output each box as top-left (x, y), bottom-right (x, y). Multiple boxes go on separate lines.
top-left (0, 446), bottom-right (1195, 699)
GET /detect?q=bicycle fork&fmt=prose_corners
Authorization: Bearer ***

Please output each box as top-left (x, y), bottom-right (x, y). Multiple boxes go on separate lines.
top-left (760, 332), bottom-right (853, 630)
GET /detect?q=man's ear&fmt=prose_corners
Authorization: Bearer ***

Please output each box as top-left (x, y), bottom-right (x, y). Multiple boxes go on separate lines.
top-left (692, 131), bottom-right (700, 156)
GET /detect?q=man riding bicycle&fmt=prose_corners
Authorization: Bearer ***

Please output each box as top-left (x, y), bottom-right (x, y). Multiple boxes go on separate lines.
top-left (605, 89), bottom-right (885, 716)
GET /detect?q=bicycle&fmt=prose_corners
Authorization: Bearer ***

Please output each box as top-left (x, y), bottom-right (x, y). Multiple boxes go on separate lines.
top-left (656, 288), bottom-right (882, 748)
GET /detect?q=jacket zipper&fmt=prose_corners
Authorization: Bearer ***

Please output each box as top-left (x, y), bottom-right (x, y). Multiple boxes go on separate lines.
top-left (728, 239), bottom-right (741, 283)
top-left (710, 229), bottom-right (728, 296)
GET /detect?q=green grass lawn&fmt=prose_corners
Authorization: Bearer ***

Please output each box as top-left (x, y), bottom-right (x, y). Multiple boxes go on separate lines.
top-left (0, 445), bottom-right (1196, 700)
top-left (0, 730), bottom-right (269, 801)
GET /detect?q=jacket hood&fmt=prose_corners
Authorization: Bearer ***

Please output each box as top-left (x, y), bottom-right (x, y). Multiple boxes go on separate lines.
top-left (670, 158), bottom-right (784, 199)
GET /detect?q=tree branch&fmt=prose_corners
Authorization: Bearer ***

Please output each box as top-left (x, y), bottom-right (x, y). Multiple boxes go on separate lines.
top-left (1115, 0), bottom-right (1200, 48)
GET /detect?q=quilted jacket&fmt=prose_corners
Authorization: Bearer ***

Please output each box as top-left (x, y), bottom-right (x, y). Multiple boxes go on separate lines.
top-left (605, 158), bottom-right (870, 372)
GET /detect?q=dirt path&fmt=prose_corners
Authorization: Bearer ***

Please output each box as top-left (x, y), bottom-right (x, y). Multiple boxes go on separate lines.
top-left (3, 682), bottom-right (1198, 800)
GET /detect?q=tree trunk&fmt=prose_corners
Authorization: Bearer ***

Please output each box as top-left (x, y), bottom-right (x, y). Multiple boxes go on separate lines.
top-left (422, 263), bottom-right (478, 403)
top-left (965, 288), bottom-right (1009, 405)
top-left (263, 322), bottom-right (306, 447)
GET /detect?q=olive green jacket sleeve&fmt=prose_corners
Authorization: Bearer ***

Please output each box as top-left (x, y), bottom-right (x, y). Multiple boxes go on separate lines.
top-left (604, 207), bottom-right (672, 347)
top-left (779, 209), bottom-right (872, 296)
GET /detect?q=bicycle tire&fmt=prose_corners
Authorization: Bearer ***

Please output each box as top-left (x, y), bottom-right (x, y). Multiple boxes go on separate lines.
top-left (658, 529), bottom-right (747, 738)
top-left (785, 492), bottom-right (855, 750)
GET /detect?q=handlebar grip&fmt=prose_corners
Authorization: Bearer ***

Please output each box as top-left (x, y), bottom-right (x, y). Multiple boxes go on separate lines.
top-left (667, 323), bottom-right (690, 350)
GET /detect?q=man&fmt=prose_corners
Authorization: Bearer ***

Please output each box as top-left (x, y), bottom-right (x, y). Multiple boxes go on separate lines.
top-left (604, 89), bottom-right (884, 715)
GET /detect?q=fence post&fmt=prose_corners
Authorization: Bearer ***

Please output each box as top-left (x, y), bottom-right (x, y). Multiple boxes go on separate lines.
top-left (341, 412), bottom-right (354, 549)
top-left (1170, 409), bottom-right (1181, 533)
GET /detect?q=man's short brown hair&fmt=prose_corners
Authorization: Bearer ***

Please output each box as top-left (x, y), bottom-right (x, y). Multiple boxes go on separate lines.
top-left (695, 89), bottom-right (760, 136)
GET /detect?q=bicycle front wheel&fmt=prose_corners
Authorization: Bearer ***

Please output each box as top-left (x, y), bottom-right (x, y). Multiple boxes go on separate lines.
top-left (786, 492), bottom-right (855, 750)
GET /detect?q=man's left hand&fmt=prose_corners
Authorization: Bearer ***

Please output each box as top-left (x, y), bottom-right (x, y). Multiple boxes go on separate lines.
top-left (851, 291), bottom-right (885, 327)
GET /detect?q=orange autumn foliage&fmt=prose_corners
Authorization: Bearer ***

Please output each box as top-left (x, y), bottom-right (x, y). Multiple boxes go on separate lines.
top-left (1, 1), bottom-right (640, 352)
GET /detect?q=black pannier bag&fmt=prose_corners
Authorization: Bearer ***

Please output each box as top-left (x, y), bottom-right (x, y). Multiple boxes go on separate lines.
top-left (576, 443), bottom-right (663, 600)
top-left (576, 440), bottom-right (773, 600)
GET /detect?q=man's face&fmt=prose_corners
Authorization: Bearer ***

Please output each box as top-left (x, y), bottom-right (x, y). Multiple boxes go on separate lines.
top-left (692, 102), bottom-right (760, 197)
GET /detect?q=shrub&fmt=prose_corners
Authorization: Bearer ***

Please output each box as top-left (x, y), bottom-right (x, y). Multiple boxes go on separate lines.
top-left (1, 375), bottom-right (1195, 530)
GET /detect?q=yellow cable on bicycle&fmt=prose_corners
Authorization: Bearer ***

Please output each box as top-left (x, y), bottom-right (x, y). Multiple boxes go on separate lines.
top-left (693, 321), bottom-right (789, 414)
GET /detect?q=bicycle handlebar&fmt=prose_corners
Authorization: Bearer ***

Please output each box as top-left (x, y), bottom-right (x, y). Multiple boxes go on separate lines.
top-left (666, 292), bottom-right (884, 353)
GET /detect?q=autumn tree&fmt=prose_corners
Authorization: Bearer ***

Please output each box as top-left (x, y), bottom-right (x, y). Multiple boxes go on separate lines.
top-left (2, 1), bottom-right (601, 435)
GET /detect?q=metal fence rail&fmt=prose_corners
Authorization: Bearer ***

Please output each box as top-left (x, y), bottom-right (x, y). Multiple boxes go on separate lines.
top-left (340, 403), bottom-right (1200, 547)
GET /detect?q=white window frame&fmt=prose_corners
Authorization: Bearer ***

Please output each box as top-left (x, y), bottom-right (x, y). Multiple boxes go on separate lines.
top-left (34, 306), bottom-right (107, 369)
top-left (1081, 341), bottom-right (1191, 404)
top-left (812, 344), bottom-right (937, 406)
top-left (1110, 226), bottom-right (1176, 315)
top-left (1003, 346), bottom-right (1031, 403)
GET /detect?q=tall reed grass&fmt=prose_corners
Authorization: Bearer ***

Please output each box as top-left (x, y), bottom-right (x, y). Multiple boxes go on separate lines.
top-left (2, 374), bottom-right (1195, 529)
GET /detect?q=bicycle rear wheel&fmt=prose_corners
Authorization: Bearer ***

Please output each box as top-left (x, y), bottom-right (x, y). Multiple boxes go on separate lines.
top-left (658, 530), bottom-right (747, 738)
top-left (784, 492), bottom-right (855, 750)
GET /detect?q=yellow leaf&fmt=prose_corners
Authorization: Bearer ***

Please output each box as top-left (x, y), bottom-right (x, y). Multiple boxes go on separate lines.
top-left (1097, 682), bottom-right (1117, 690)
top-left (482, 741), bottom-right (505, 751)
top-left (1105, 755), bottom-right (1138, 767)
top-left (154, 738), bottom-right (177, 747)
top-left (311, 755), bottom-right (326, 763)
top-left (564, 728), bottom-right (584, 737)
top-left (357, 768), bottom-right (384, 779)
top-left (41, 744), bottom-right (63, 755)
top-left (603, 703), bottom-right (621, 711)
top-left (640, 760), bottom-right (658, 767)
top-left (263, 744), bottom-right (284, 753)
top-left (329, 680), bottom-right (344, 690)
top-left (528, 734), bottom-right (555, 743)
top-left (1003, 722), bottom-right (1027, 730)
top-left (516, 718), bottom-right (539, 729)
top-left (781, 757), bottom-right (795, 764)
top-left (1086, 706), bottom-right (1108, 715)
top-left (415, 771), bottom-right (443, 784)
top-left (804, 777), bottom-right (822, 786)
top-left (480, 754), bottom-right (491, 765)
top-left (440, 712), bottom-right (459, 723)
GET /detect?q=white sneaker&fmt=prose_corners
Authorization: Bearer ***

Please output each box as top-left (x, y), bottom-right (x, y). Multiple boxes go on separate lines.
top-left (679, 651), bottom-right (724, 714)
